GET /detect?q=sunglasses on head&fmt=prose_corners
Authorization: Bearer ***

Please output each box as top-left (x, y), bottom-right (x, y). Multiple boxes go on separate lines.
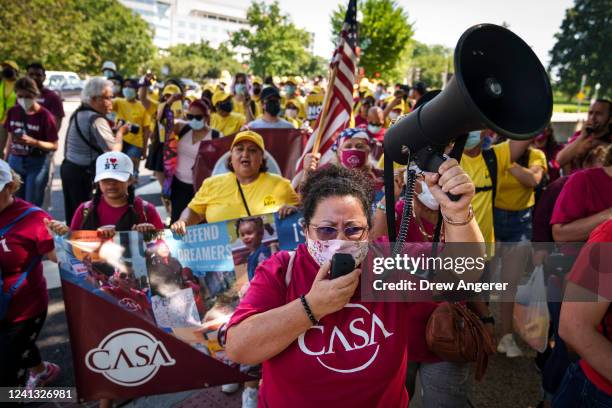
top-left (186, 114), bottom-right (204, 121)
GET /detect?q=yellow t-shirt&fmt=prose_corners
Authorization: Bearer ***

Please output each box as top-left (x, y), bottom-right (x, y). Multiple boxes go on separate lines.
top-left (210, 112), bottom-right (245, 137)
top-left (188, 172), bottom-right (300, 223)
top-left (112, 98), bottom-right (151, 148)
top-left (145, 97), bottom-right (159, 131)
top-left (495, 147), bottom-right (547, 211)
top-left (232, 96), bottom-right (263, 119)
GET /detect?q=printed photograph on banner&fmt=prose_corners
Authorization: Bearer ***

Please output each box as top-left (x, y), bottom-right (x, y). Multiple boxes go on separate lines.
top-left (228, 213), bottom-right (279, 286)
top-left (57, 231), bottom-right (155, 322)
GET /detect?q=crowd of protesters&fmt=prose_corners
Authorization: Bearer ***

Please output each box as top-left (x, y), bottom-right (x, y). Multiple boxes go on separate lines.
top-left (0, 57), bottom-right (611, 408)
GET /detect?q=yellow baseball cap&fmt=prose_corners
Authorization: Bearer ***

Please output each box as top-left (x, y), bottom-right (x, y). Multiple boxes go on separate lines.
top-left (162, 84), bottom-right (181, 96)
top-left (231, 130), bottom-right (265, 151)
top-left (212, 91), bottom-right (232, 106)
top-left (1, 60), bottom-right (19, 71)
top-left (252, 76), bottom-right (263, 85)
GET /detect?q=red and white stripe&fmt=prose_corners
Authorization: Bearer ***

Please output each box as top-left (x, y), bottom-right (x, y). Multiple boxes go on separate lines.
top-left (292, 11), bottom-right (358, 187)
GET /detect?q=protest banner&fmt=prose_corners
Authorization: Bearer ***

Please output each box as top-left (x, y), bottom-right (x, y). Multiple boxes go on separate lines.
top-left (192, 128), bottom-right (309, 191)
top-left (56, 211), bottom-right (305, 401)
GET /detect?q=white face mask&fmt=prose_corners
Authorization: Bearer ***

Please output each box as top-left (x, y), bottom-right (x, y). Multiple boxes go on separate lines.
top-left (17, 97), bottom-right (34, 111)
top-left (417, 181), bottom-right (439, 211)
top-left (285, 108), bottom-right (298, 118)
top-left (368, 124), bottom-right (382, 134)
top-left (306, 232), bottom-right (369, 267)
top-left (389, 111), bottom-right (400, 120)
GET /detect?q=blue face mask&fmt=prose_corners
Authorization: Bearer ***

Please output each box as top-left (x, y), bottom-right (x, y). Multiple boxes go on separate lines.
top-left (189, 119), bottom-right (205, 130)
top-left (122, 88), bottom-right (136, 100)
top-left (465, 131), bottom-right (482, 149)
top-left (235, 84), bottom-right (246, 95)
top-left (106, 112), bottom-right (117, 122)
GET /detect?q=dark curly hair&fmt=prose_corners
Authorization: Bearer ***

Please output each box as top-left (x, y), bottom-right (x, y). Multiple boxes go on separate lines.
top-left (299, 165), bottom-right (375, 227)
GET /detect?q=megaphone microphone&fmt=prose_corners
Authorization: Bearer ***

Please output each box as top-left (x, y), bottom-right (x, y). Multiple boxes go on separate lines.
top-left (384, 23), bottom-right (552, 244)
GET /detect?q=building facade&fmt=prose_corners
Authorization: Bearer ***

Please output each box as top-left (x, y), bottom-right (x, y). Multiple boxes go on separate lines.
top-left (119, 0), bottom-right (250, 50)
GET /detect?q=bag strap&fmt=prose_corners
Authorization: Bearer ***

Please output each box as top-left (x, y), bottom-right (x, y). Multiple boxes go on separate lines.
top-left (211, 129), bottom-right (220, 139)
top-left (284, 251), bottom-right (297, 287)
top-left (72, 107), bottom-right (104, 154)
top-left (0, 207), bottom-right (41, 236)
top-left (0, 255), bottom-right (43, 320)
top-left (178, 124), bottom-right (192, 139)
top-left (236, 178), bottom-right (251, 216)
top-left (482, 149), bottom-right (498, 206)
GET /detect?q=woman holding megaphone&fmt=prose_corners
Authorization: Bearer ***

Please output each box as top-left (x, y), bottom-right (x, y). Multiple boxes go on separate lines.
top-left (224, 163), bottom-right (484, 407)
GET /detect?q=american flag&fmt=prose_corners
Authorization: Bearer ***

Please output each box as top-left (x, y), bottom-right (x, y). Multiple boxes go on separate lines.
top-left (292, 0), bottom-right (358, 187)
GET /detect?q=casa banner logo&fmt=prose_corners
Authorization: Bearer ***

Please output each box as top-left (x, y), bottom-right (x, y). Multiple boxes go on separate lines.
top-left (85, 328), bottom-right (176, 386)
top-left (298, 303), bottom-right (394, 373)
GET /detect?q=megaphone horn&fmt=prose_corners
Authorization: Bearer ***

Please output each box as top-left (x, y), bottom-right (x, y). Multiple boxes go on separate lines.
top-left (384, 23), bottom-right (553, 166)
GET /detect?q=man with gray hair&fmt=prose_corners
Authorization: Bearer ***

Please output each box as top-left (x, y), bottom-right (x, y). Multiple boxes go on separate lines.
top-left (60, 77), bottom-right (126, 224)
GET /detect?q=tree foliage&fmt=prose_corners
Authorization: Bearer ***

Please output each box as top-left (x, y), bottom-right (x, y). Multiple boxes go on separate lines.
top-left (407, 42), bottom-right (453, 89)
top-left (0, 0), bottom-right (155, 75)
top-left (549, 0), bottom-right (612, 98)
top-left (150, 41), bottom-right (244, 80)
top-left (331, 0), bottom-right (414, 81)
top-left (230, 1), bottom-right (314, 77)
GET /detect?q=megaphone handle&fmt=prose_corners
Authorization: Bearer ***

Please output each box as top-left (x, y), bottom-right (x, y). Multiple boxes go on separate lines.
top-left (413, 147), bottom-right (461, 202)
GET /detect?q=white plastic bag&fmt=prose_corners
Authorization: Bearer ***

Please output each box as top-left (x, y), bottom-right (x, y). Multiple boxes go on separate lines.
top-left (513, 265), bottom-right (550, 353)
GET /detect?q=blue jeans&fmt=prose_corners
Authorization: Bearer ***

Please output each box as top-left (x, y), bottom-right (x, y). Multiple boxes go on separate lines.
top-left (414, 361), bottom-right (470, 408)
top-left (553, 363), bottom-right (612, 408)
top-left (8, 154), bottom-right (50, 207)
top-left (493, 207), bottom-right (533, 242)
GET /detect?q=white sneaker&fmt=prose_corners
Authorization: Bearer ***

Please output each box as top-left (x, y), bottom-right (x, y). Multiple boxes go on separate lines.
top-left (242, 387), bottom-right (258, 408)
top-left (221, 383), bottom-right (240, 394)
top-left (497, 334), bottom-right (523, 358)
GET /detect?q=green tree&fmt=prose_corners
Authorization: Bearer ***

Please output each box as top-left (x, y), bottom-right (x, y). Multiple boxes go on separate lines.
top-left (0, 0), bottom-right (156, 75)
top-left (150, 41), bottom-right (244, 80)
top-left (549, 0), bottom-right (612, 98)
top-left (230, 1), bottom-right (313, 77)
top-left (407, 42), bottom-right (453, 88)
top-left (331, 0), bottom-right (414, 81)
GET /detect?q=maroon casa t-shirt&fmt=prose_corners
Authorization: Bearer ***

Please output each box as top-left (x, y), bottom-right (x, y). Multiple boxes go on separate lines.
top-left (0, 198), bottom-right (54, 323)
top-left (228, 244), bottom-right (411, 408)
top-left (4, 104), bottom-right (58, 156)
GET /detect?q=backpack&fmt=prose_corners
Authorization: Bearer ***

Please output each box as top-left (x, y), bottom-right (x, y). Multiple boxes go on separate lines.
top-left (0, 207), bottom-right (43, 320)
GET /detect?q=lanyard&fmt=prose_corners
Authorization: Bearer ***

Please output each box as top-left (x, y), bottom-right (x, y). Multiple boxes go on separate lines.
top-left (236, 178), bottom-right (251, 216)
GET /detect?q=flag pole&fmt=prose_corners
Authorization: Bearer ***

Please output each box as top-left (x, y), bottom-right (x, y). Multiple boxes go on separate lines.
top-left (312, 63), bottom-right (339, 154)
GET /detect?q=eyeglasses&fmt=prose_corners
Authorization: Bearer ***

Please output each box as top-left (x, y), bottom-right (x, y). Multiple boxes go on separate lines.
top-left (186, 114), bottom-right (204, 120)
top-left (310, 224), bottom-right (368, 241)
top-left (119, 273), bottom-right (135, 280)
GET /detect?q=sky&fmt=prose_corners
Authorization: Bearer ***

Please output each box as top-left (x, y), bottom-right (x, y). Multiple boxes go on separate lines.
top-left (279, 0), bottom-right (574, 67)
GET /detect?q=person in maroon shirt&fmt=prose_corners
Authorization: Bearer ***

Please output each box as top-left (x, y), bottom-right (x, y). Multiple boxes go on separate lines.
top-left (554, 220), bottom-right (612, 407)
top-left (101, 267), bottom-right (154, 322)
top-left (4, 77), bottom-right (58, 207)
top-left (26, 62), bottom-right (64, 130)
top-left (223, 163), bottom-right (483, 407)
top-left (532, 124), bottom-right (563, 184)
top-left (0, 159), bottom-right (61, 389)
top-left (48, 151), bottom-right (164, 238)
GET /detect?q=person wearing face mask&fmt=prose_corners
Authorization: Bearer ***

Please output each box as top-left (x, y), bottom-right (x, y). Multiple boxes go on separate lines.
top-left (281, 77), bottom-right (306, 120)
top-left (363, 106), bottom-right (386, 143)
top-left (210, 91), bottom-right (246, 136)
top-left (108, 74), bottom-right (124, 99)
top-left (247, 87), bottom-right (294, 130)
top-left (281, 100), bottom-right (302, 129)
top-left (303, 127), bottom-right (383, 193)
top-left (231, 73), bottom-right (257, 123)
top-left (168, 100), bottom-right (221, 223)
top-left (3, 77), bottom-right (58, 207)
top-left (251, 76), bottom-right (264, 115)
top-left (0, 61), bottom-right (19, 155)
top-left (222, 162), bottom-right (483, 407)
top-left (101, 60), bottom-right (117, 79)
top-left (111, 78), bottom-right (151, 178)
top-left (461, 128), bottom-right (538, 358)
top-left (26, 62), bottom-right (64, 131)
top-left (170, 131), bottom-right (299, 234)
top-left (354, 94), bottom-right (375, 127)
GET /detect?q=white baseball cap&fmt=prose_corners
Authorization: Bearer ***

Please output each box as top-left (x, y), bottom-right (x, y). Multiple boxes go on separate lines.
top-left (0, 159), bottom-right (12, 191)
top-left (94, 152), bottom-right (133, 183)
top-left (102, 61), bottom-right (117, 72)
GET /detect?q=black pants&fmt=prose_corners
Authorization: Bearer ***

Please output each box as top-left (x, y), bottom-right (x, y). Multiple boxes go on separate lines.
top-left (61, 159), bottom-right (94, 225)
top-left (0, 311), bottom-right (47, 387)
top-left (170, 176), bottom-right (195, 223)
